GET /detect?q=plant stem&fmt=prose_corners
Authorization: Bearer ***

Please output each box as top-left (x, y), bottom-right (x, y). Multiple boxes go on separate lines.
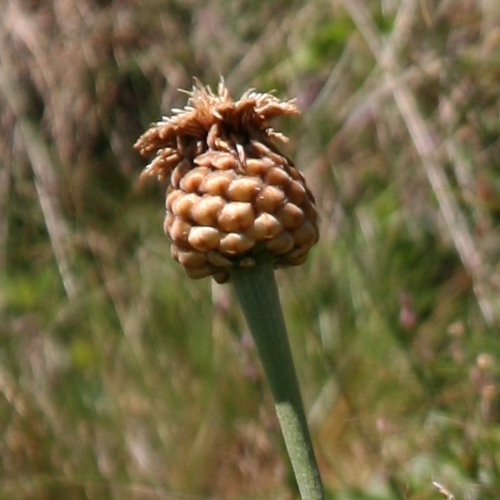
top-left (231, 260), bottom-right (325, 500)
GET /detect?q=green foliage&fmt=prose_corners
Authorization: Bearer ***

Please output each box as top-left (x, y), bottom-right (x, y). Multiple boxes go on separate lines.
top-left (294, 16), bottom-right (355, 73)
top-left (0, 0), bottom-right (499, 498)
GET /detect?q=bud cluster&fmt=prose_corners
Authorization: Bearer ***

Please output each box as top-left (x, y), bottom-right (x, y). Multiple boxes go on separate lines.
top-left (135, 80), bottom-right (318, 282)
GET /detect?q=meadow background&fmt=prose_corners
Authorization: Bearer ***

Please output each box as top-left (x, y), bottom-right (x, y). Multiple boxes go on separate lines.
top-left (0, 0), bottom-right (499, 498)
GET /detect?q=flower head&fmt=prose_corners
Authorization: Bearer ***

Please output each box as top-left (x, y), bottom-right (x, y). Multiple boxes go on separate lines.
top-left (135, 79), bottom-right (318, 283)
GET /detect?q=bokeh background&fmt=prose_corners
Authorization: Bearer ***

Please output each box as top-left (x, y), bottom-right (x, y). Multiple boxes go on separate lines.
top-left (0, 0), bottom-right (499, 498)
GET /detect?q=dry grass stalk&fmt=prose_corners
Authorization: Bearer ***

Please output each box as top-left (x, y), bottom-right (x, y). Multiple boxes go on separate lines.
top-left (343, 0), bottom-right (498, 326)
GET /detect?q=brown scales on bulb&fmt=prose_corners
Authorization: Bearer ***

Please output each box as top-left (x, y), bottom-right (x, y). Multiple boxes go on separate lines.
top-left (135, 79), bottom-right (319, 283)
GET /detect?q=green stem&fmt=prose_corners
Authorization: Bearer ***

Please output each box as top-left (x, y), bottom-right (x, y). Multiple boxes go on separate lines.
top-left (231, 260), bottom-right (325, 500)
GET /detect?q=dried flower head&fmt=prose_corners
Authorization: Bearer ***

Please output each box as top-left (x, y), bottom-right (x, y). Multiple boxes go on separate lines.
top-left (135, 79), bottom-right (318, 283)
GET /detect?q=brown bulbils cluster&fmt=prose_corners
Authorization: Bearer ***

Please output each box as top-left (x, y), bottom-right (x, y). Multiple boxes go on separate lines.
top-left (135, 79), bottom-right (318, 283)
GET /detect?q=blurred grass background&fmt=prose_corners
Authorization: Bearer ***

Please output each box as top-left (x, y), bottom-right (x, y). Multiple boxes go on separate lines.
top-left (0, 0), bottom-right (499, 498)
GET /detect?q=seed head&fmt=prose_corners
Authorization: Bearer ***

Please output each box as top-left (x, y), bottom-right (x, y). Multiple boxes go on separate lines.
top-left (135, 79), bottom-right (319, 283)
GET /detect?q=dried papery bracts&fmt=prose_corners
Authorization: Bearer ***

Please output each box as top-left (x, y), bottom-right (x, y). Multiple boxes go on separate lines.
top-left (135, 79), bottom-right (318, 283)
